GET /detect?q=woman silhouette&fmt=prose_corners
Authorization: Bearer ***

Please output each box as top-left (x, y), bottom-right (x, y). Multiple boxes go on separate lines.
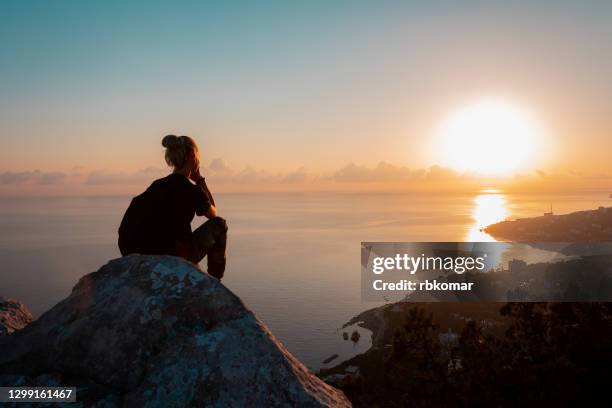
top-left (118, 135), bottom-right (228, 280)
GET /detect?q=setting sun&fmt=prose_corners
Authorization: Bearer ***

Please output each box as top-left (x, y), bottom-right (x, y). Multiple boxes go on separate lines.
top-left (437, 100), bottom-right (544, 176)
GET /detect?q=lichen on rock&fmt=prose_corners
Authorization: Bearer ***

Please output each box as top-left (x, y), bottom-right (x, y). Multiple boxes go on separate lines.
top-left (0, 255), bottom-right (351, 407)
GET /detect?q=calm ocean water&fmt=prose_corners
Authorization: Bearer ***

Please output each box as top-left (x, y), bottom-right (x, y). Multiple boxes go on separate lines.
top-left (1, 191), bottom-right (610, 369)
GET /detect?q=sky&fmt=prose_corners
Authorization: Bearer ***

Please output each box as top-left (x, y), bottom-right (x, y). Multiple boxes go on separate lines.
top-left (1, 1), bottom-right (612, 194)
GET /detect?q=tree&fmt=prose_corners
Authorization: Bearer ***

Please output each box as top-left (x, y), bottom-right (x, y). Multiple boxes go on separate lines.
top-left (346, 302), bottom-right (612, 407)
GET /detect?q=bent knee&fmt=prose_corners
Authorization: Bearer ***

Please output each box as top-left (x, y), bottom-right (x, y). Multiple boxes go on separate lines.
top-left (211, 216), bottom-right (228, 232)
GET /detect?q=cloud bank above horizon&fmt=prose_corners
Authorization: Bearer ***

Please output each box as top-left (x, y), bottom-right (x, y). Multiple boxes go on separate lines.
top-left (1, 159), bottom-right (611, 196)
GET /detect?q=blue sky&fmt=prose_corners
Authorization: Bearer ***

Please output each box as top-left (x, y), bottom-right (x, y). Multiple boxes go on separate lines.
top-left (1, 1), bottom-right (612, 183)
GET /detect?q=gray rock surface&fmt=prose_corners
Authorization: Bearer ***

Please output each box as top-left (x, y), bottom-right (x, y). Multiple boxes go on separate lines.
top-left (0, 255), bottom-right (351, 407)
top-left (0, 296), bottom-right (32, 336)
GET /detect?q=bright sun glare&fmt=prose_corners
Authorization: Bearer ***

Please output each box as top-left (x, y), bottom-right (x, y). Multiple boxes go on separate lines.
top-left (437, 100), bottom-right (543, 176)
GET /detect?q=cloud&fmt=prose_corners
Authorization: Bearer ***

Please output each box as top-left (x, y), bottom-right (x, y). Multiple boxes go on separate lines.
top-left (208, 158), bottom-right (231, 173)
top-left (86, 167), bottom-right (167, 185)
top-left (334, 162), bottom-right (412, 182)
top-left (69, 165), bottom-right (86, 176)
top-left (425, 165), bottom-right (459, 180)
top-left (0, 171), bottom-right (33, 184)
top-left (233, 166), bottom-right (278, 183)
top-left (0, 170), bottom-right (66, 185)
top-left (283, 167), bottom-right (313, 183)
top-left (39, 171), bottom-right (67, 185)
top-left (0, 160), bottom-right (466, 191)
top-left (532, 169), bottom-right (612, 181)
top-left (578, 172), bottom-right (612, 180)
top-left (80, 161), bottom-right (464, 187)
top-left (333, 162), bottom-right (460, 183)
top-left (83, 159), bottom-right (283, 186)
top-left (203, 158), bottom-right (282, 184)
top-left (7, 159), bottom-right (609, 194)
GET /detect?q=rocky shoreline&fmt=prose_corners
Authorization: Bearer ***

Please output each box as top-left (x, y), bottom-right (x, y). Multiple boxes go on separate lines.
top-left (320, 301), bottom-right (512, 384)
top-left (484, 205), bottom-right (612, 242)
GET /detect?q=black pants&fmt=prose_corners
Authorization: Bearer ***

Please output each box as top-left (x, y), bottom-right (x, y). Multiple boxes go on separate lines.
top-left (187, 216), bottom-right (228, 280)
top-left (119, 216), bottom-right (228, 280)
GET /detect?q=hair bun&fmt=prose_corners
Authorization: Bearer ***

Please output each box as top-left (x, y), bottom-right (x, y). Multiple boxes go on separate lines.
top-left (162, 134), bottom-right (181, 148)
top-left (162, 134), bottom-right (197, 169)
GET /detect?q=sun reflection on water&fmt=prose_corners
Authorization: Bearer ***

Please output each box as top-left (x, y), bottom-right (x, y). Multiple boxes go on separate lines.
top-left (467, 191), bottom-right (508, 241)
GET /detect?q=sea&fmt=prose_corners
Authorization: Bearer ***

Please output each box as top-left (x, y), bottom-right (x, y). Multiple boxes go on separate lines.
top-left (1, 191), bottom-right (610, 369)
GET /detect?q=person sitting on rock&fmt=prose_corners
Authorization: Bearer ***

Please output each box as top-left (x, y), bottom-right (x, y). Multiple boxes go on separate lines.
top-left (118, 135), bottom-right (228, 280)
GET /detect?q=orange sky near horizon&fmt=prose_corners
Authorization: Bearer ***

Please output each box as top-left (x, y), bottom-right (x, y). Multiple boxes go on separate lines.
top-left (1, 2), bottom-right (612, 195)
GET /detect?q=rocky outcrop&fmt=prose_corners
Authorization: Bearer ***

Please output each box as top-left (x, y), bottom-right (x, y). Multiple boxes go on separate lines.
top-left (0, 297), bottom-right (32, 336)
top-left (0, 255), bottom-right (350, 407)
